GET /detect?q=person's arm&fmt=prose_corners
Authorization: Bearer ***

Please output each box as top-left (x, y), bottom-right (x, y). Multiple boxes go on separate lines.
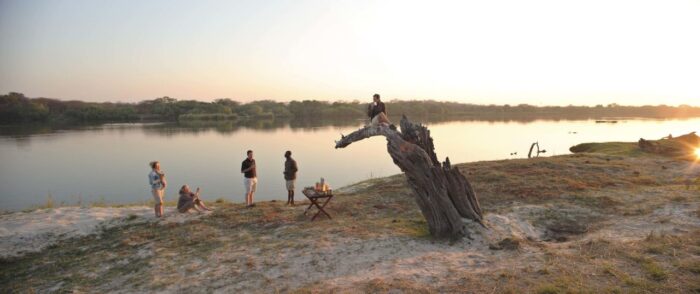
top-left (247, 162), bottom-right (256, 172)
top-left (158, 172), bottom-right (166, 189)
top-left (292, 160), bottom-right (298, 173)
top-left (242, 162), bottom-right (255, 173)
top-left (381, 102), bottom-right (387, 116)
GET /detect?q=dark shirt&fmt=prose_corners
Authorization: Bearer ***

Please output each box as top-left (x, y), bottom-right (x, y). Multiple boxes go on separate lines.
top-left (367, 101), bottom-right (386, 119)
top-left (177, 192), bottom-right (195, 211)
top-left (284, 158), bottom-right (298, 180)
top-left (241, 158), bottom-right (256, 178)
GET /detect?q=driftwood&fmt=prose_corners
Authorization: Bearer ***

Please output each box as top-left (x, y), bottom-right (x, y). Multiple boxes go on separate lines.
top-left (528, 142), bottom-right (547, 158)
top-left (335, 116), bottom-right (483, 239)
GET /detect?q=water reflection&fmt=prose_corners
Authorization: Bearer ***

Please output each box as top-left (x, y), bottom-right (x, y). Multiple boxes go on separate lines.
top-left (5, 114), bottom-right (696, 140)
top-left (1, 116), bottom-right (699, 212)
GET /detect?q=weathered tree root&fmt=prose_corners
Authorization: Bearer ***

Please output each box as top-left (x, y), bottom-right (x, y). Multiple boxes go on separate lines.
top-left (335, 116), bottom-right (483, 239)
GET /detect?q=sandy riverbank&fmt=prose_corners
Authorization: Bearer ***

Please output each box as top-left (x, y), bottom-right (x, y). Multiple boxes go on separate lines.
top-left (0, 206), bottom-right (214, 259)
top-left (1, 142), bottom-right (700, 293)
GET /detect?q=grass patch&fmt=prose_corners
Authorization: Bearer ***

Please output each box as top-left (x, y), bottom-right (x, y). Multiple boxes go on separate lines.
top-left (535, 284), bottom-right (561, 294)
top-left (678, 260), bottom-right (700, 274)
top-left (641, 259), bottom-right (668, 281)
top-left (569, 142), bottom-right (642, 156)
top-left (362, 278), bottom-right (433, 293)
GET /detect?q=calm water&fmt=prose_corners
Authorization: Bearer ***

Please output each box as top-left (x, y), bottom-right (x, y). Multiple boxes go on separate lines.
top-left (1, 117), bottom-right (698, 211)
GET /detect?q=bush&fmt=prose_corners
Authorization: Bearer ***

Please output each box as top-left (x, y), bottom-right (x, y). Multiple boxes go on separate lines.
top-left (178, 113), bottom-right (239, 121)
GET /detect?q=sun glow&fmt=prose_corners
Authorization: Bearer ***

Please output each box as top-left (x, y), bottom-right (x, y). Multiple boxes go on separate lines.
top-left (695, 148), bottom-right (700, 158)
top-left (1, 1), bottom-right (700, 103)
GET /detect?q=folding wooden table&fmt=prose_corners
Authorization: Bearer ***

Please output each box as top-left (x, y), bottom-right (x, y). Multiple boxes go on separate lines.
top-left (302, 187), bottom-right (333, 221)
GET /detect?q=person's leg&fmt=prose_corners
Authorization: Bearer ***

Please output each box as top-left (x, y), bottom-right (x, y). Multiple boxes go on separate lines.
top-left (191, 202), bottom-right (202, 213)
top-left (195, 198), bottom-right (213, 211)
top-left (286, 180), bottom-right (295, 205)
top-left (378, 112), bottom-right (391, 126)
top-left (158, 189), bottom-right (164, 217)
top-left (249, 178), bottom-right (257, 206)
top-left (152, 189), bottom-right (158, 216)
top-left (152, 189), bottom-right (163, 217)
top-left (179, 201), bottom-right (196, 213)
top-left (285, 180), bottom-right (290, 205)
top-left (244, 178), bottom-right (251, 206)
top-left (371, 115), bottom-right (379, 127)
top-left (288, 179), bottom-right (296, 206)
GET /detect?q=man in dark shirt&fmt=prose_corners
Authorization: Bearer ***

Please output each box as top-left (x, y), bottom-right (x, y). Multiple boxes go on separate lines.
top-left (367, 93), bottom-right (388, 126)
top-left (241, 150), bottom-right (257, 207)
top-left (283, 150), bottom-right (298, 205)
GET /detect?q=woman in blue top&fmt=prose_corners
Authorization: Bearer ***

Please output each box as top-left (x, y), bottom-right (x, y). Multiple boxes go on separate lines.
top-left (148, 161), bottom-right (167, 217)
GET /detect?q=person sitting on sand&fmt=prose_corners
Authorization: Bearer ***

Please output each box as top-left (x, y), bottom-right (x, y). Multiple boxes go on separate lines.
top-left (177, 185), bottom-right (213, 213)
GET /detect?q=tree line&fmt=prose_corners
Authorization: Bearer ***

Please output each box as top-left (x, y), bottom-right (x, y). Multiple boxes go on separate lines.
top-left (2, 92), bottom-right (700, 124)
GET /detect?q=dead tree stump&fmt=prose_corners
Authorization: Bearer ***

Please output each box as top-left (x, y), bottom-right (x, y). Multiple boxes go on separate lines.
top-left (335, 116), bottom-right (483, 239)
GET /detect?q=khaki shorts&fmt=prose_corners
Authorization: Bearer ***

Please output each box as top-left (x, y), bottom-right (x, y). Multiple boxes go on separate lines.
top-left (371, 113), bottom-right (389, 126)
top-left (151, 189), bottom-right (164, 204)
top-left (244, 177), bottom-right (257, 194)
top-left (371, 115), bottom-right (380, 126)
top-left (286, 180), bottom-right (295, 191)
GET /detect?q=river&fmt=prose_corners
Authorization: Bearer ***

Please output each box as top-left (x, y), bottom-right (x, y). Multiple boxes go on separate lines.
top-left (1, 117), bottom-right (698, 211)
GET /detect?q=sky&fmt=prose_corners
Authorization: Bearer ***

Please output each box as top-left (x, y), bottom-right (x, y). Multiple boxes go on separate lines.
top-left (0, 0), bottom-right (698, 106)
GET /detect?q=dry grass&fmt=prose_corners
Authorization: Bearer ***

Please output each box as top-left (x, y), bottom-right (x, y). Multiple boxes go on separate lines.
top-left (430, 229), bottom-right (700, 293)
top-left (2, 141), bottom-right (700, 293)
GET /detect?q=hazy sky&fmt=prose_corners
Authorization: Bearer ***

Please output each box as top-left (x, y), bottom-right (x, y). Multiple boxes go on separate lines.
top-left (1, 0), bottom-right (698, 105)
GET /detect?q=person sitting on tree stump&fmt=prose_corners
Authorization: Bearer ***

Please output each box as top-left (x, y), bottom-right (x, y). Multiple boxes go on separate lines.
top-left (367, 93), bottom-right (390, 127)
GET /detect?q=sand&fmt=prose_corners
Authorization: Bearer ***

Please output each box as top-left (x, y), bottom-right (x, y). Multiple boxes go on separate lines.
top-left (0, 206), bottom-right (210, 258)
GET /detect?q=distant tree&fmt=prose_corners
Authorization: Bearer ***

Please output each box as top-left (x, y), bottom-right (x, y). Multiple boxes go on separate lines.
top-left (214, 98), bottom-right (240, 112)
top-left (4, 92), bottom-right (700, 124)
top-left (0, 92), bottom-right (50, 122)
top-left (154, 96), bottom-right (177, 104)
top-left (238, 104), bottom-right (263, 117)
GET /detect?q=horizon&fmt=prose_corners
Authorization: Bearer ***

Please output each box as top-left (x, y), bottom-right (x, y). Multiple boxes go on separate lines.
top-left (1, 0), bottom-right (699, 106)
top-left (8, 92), bottom-right (700, 108)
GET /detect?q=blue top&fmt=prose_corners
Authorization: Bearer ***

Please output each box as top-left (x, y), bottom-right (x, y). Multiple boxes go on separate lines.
top-left (148, 170), bottom-right (164, 190)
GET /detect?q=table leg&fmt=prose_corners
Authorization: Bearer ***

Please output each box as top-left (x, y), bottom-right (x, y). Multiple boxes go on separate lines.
top-left (311, 195), bottom-right (333, 221)
top-left (303, 201), bottom-right (315, 215)
top-left (309, 198), bottom-right (323, 220)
